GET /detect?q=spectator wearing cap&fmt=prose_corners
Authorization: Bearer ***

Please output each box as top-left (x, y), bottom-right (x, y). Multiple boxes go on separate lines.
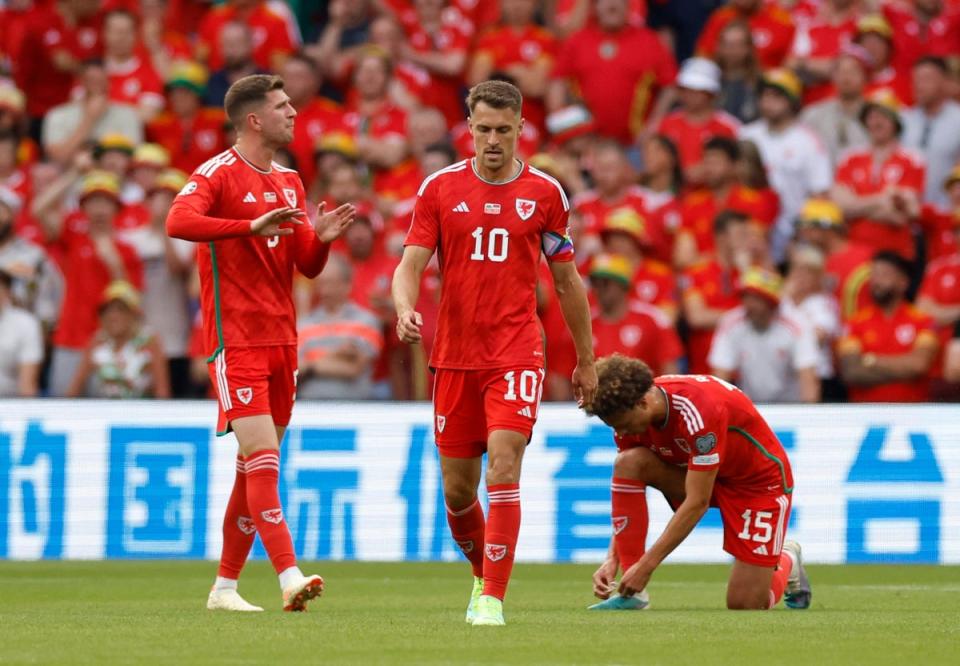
top-left (196, 0), bottom-right (299, 74)
top-left (795, 198), bottom-right (874, 322)
top-left (12, 0), bottom-right (104, 130)
top-left (0, 267), bottom-right (43, 397)
top-left (696, 0), bottom-right (795, 69)
top-left (598, 208), bottom-right (678, 323)
top-left (342, 49), bottom-right (418, 202)
top-left (801, 47), bottom-right (873, 167)
top-left (43, 60), bottom-right (143, 166)
top-left (902, 56), bottom-right (960, 209)
top-left (90, 133), bottom-right (140, 203)
top-left (782, 243), bottom-right (843, 399)
top-left (0, 185), bottom-right (63, 334)
top-left (147, 61), bottom-right (228, 173)
top-left (102, 8), bottom-right (165, 122)
top-left (67, 280), bottom-right (170, 399)
top-left (740, 68), bottom-right (833, 262)
top-left (203, 21), bottom-right (268, 108)
top-left (714, 20), bottom-right (761, 124)
top-left (589, 253), bottom-right (682, 375)
top-left (882, 0), bottom-right (960, 75)
top-left (548, 0), bottom-right (677, 145)
top-left (675, 136), bottom-right (776, 269)
top-left (831, 89), bottom-right (925, 259)
top-left (32, 169), bottom-right (143, 396)
top-left (708, 267), bottom-right (820, 403)
top-left (127, 143), bottom-right (170, 204)
top-left (656, 57), bottom-right (740, 185)
top-left (854, 14), bottom-right (912, 105)
top-left (838, 251), bottom-right (940, 402)
top-left (786, 0), bottom-right (861, 106)
top-left (297, 253), bottom-right (384, 400)
top-left (282, 53), bottom-right (344, 191)
top-left (681, 210), bottom-right (761, 374)
top-left (468, 0), bottom-right (557, 135)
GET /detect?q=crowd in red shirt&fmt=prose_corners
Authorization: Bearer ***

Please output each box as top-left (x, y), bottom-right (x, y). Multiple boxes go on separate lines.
top-left (1, 0), bottom-right (960, 402)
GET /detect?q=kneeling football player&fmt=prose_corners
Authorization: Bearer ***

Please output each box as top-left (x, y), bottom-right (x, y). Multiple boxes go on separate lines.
top-left (581, 354), bottom-right (811, 610)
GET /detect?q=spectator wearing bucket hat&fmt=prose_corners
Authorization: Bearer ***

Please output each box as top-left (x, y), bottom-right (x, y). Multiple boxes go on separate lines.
top-left (67, 280), bottom-right (170, 399)
top-left (31, 168), bottom-right (143, 396)
top-left (656, 57), bottom-right (740, 183)
top-left (588, 253), bottom-right (682, 375)
top-left (740, 67), bottom-right (833, 262)
top-left (832, 88), bottom-right (925, 260)
top-left (708, 266), bottom-right (820, 403)
top-left (795, 197), bottom-right (874, 321)
top-left (146, 61), bottom-right (227, 172)
top-left (126, 143), bottom-right (171, 204)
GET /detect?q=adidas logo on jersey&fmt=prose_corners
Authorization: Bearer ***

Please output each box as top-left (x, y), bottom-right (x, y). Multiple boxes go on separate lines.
top-left (516, 406), bottom-right (533, 418)
top-left (453, 201), bottom-right (470, 213)
top-left (243, 192), bottom-right (257, 203)
top-left (752, 544), bottom-right (769, 556)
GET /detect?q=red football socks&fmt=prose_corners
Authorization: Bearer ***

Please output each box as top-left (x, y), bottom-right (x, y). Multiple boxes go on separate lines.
top-left (611, 477), bottom-right (649, 571)
top-left (768, 550), bottom-right (794, 608)
top-left (446, 498), bottom-right (486, 578)
top-left (244, 449), bottom-right (297, 574)
top-left (482, 483), bottom-right (521, 600)
top-left (217, 455), bottom-right (257, 580)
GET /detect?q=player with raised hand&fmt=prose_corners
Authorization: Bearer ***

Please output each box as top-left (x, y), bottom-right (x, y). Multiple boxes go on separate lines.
top-left (166, 74), bottom-right (356, 612)
top-left (582, 354), bottom-right (811, 611)
top-left (392, 80), bottom-right (597, 627)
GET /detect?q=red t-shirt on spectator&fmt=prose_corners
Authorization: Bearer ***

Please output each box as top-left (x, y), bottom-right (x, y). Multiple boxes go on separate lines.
top-left (826, 241), bottom-right (874, 321)
top-left (552, 25), bottom-right (676, 144)
top-left (630, 258), bottom-right (677, 318)
top-left (106, 56), bottom-right (165, 109)
top-left (834, 146), bottom-right (925, 258)
top-left (793, 16), bottom-right (858, 104)
top-left (679, 185), bottom-right (776, 255)
top-left (681, 259), bottom-right (740, 374)
top-left (197, 1), bottom-right (297, 71)
top-left (342, 103), bottom-right (419, 201)
top-left (696, 5), bottom-right (795, 69)
top-left (147, 108), bottom-right (228, 173)
top-left (591, 303), bottom-right (682, 375)
top-left (918, 204), bottom-right (958, 265)
top-left (289, 97), bottom-right (344, 189)
top-left (884, 3), bottom-right (960, 73)
top-left (51, 213), bottom-right (144, 349)
top-left (919, 254), bottom-right (960, 308)
top-left (656, 110), bottom-right (740, 171)
top-left (404, 21), bottom-right (471, 127)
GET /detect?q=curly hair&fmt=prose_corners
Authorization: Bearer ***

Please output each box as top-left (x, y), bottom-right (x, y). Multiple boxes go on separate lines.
top-left (583, 354), bottom-right (655, 422)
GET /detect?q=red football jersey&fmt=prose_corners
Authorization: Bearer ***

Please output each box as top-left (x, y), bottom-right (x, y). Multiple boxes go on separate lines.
top-left (884, 3), bottom-right (960, 73)
top-left (166, 147), bottom-right (330, 357)
top-left (405, 159), bottom-right (574, 369)
top-left (794, 16), bottom-right (857, 104)
top-left (197, 2), bottom-right (297, 71)
top-left (404, 21), bottom-right (470, 127)
top-left (147, 109), bottom-right (229, 174)
top-left (696, 5), bottom-right (795, 69)
top-left (615, 374), bottom-right (794, 495)
top-left (825, 242), bottom-right (874, 321)
top-left (835, 147), bottom-right (925, 258)
top-left (106, 56), bottom-right (164, 109)
top-left (919, 254), bottom-right (960, 307)
top-left (591, 303), bottom-right (682, 375)
top-left (656, 110), bottom-right (740, 171)
top-left (918, 204), bottom-right (958, 264)
top-left (679, 185), bottom-right (776, 256)
top-left (288, 96), bottom-right (344, 188)
top-left (681, 260), bottom-right (741, 374)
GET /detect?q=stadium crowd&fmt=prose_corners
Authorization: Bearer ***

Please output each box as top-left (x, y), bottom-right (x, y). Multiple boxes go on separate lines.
top-left (1, 0), bottom-right (960, 403)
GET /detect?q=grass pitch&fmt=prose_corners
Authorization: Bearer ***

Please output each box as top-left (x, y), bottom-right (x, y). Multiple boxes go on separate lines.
top-left (0, 561), bottom-right (957, 665)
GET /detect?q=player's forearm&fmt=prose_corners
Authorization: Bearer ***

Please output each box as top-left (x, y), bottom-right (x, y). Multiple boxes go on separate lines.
top-left (391, 262), bottom-right (422, 318)
top-left (555, 271), bottom-right (595, 363)
top-left (165, 205), bottom-right (252, 241)
top-left (641, 499), bottom-right (709, 570)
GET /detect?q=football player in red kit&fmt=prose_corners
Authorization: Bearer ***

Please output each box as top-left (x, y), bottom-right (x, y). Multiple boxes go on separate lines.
top-left (167, 74), bottom-right (356, 612)
top-left (582, 354), bottom-right (811, 611)
top-left (393, 80), bottom-right (597, 626)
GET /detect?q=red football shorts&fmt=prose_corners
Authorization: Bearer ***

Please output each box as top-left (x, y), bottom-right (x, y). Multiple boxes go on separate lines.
top-left (207, 345), bottom-right (298, 435)
top-left (713, 484), bottom-right (792, 567)
top-left (432, 366), bottom-right (545, 458)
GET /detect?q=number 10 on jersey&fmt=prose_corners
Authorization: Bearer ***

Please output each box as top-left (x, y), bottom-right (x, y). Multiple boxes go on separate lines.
top-left (471, 227), bottom-right (510, 262)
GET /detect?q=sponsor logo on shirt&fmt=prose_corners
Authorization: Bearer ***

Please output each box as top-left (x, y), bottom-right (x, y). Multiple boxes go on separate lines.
top-left (236, 387), bottom-right (253, 404)
top-left (484, 203), bottom-right (501, 214)
top-left (692, 453), bottom-right (720, 465)
top-left (516, 406), bottom-right (533, 418)
top-left (264, 192), bottom-right (277, 203)
top-left (243, 192), bottom-right (257, 203)
top-left (515, 198), bottom-right (536, 220)
top-left (485, 543), bottom-right (508, 562)
top-left (283, 188), bottom-right (297, 208)
top-left (453, 201), bottom-right (470, 213)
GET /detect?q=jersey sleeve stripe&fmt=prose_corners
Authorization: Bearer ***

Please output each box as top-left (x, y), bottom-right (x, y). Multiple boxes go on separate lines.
top-left (672, 394), bottom-right (704, 431)
top-left (197, 152), bottom-right (237, 178)
top-left (529, 166), bottom-right (570, 211)
top-left (416, 160), bottom-right (468, 196)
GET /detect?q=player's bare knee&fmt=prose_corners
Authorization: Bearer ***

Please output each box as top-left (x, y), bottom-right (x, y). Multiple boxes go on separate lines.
top-left (485, 454), bottom-right (522, 486)
top-left (614, 447), bottom-right (657, 482)
top-left (442, 478), bottom-right (477, 510)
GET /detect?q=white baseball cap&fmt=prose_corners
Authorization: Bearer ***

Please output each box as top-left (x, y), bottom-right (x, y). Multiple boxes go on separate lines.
top-left (676, 57), bottom-right (722, 94)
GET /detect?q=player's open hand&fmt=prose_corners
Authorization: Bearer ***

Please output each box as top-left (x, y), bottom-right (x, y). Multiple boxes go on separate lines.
top-left (396, 309), bottom-right (423, 344)
top-left (592, 558), bottom-right (619, 599)
top-left (313, 201), bottom-right (356, 243)
top-left (618, 561), bottom-right (652, 599)
top-left (572, 361), bottom-right (598, 408)
top-left (250, 207), bottom-right (304, 236)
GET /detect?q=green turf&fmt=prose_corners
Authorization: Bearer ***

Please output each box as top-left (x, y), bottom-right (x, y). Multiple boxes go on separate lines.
top-left (0, 561), bottom-right (958, 665)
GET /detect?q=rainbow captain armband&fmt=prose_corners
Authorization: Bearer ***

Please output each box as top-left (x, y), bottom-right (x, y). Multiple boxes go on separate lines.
top-left (542, 230), bottom-right (575, 261)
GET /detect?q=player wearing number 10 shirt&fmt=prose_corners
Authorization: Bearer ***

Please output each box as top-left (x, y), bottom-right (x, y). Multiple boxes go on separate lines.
top-left (393, 81), bottom-right (597, 627)
top-left (582, 355), bottom-right (812, 612)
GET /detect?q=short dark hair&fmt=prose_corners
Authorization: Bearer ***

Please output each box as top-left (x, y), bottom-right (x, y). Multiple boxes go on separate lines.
top-left (914, 55), bottom-right (948, 74)
top-left (872, 250), bottom-right (913, 279)
top-left (714, 209), bottom-right (750, 235)
top-left (466, 80), bottom-right (523, 115)
top-left (704, 136), bottom-right (741, 162)
top-left (224, 74), bottom-right (285, 127)
top-left (583, 354), bottom-right (655, 422)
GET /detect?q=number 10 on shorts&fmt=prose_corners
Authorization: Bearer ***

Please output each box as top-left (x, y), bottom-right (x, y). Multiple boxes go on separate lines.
top-left (503, 370), bottom-right (543, 403)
